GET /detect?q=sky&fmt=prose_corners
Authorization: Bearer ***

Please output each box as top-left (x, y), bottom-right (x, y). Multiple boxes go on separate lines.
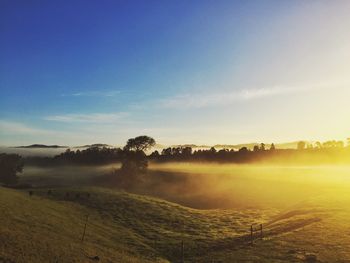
top-left (1, 0), bottom-right (350, 146)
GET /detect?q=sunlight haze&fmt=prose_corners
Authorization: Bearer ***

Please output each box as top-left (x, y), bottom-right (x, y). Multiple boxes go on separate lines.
top-left (2, 2), bottom-right (350, 262)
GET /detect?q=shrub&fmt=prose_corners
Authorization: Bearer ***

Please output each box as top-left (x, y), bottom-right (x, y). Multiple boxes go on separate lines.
top-left (0, 154), bottom-right (23, 185)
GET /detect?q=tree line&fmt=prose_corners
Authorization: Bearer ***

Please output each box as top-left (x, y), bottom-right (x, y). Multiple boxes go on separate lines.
top-left (149, 140), bottom-right (350, 163)
top-left (1, 136), bottom-right (350, 186)
top-left (21, 138), bottom-right (350, 166)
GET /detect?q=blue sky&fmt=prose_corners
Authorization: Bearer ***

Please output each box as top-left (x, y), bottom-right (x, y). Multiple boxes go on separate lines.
top-left (1, 1), bottom-right (350, 146)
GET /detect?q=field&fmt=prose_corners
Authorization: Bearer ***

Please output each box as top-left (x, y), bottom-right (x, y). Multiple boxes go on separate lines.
top-left (2, 163), bottom-right (350, 262)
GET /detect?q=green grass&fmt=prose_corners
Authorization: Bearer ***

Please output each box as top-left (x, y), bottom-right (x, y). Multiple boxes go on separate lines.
top-left (4, 185), bottom-right (349, 262)
top-left (0, 186), bottom-right (278, 262)
top-left (0, 186), bottom-right (161, 263)
top-left (20, 187), bottom-right (278, 261)
top-left (3, 163), bottom-right (350, 262)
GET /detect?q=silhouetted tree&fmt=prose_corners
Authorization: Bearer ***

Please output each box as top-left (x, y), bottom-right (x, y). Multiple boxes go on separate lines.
top-left (53, 146), bottom-right (123, 164)
top-left (149, 150), bottom-right (160, 158)
top-left (161, 147), bottom-right (172, 156)
top-left (323, 141), bottom-right (335, 148)
top-left (253, 145), bottom-right (260, 152)
top-left (210, 147), bottom-right (217, 153)
top-left (307, 143), bottom-right (314, 149)
top-left (119, 136), bottom-right (156, 187)
top-left (124, 135), bottom-right (156, 152)
top-left (121, 150), bottom-right (148, 174)
top-left (239, 147), bottom-right (249, 153)
top-left (315, 141), bottom-right (322, 149)
top-left (297, 141), bottom-right (306, 150)
top-left (270, 143), bottom-right (276, 151)
top-left (260, 143), bottom-right (266, 151)
top-left (322, 140), bottom-right (344, 149)
top-left (181, 147), bottom-right (192, 157)
top-left (0, 154), bottom-right (23, 185)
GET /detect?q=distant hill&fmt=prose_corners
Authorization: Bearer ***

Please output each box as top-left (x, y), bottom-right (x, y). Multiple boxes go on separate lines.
top-left (15, 144), bottom-right (68, 149)
top-left (170, 144), bottom-right (210, 148)
top-left (213, 143), bottom-right (259, 150)
top-left (75, 143), bottom-right (114, 148)
top-left (214, 141), bottom-right (304, 150)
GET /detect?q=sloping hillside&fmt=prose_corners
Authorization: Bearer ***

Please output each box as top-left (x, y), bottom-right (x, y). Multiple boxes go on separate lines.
top-left (25, 187), bottom-right (277, 261)
top-left (2, 186), bottom-right (350, 262)
top-left (199, 194), bottom-right (350, 262)
top-left (0, 186), bottom-right (275, 262)
top-left (0, 187), bottom-right (162, 263)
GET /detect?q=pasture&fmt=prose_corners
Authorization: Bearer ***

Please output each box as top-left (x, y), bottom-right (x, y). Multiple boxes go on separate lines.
top-left (2, 163), bottom-right (350, 262)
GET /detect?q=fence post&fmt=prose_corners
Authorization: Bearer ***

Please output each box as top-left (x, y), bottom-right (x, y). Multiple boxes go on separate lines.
top-left (250, 225), bottom-right (253, 244)
top-left (181, 240), bottom-right (184, 263)
top-left (181, 220), bottom-right (185, 263)
top-left (81, 215), bottom-right (89, 243)
top-left (154, 238), bottom-right (156, 259)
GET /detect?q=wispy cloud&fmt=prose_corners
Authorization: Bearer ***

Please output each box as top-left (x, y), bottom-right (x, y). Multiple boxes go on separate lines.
top-left (45, 112), bottom-right (128, 123)
top-left (0, 120), bottom-right (52, 135)
top-left (239, 86), bottom-right (297, 99)
top-left (158, 84), bottom-right (318, 109)
top-left (0, 120), bottom-right (114, 145)
top-left (61, 90), bottom-right (121, 97)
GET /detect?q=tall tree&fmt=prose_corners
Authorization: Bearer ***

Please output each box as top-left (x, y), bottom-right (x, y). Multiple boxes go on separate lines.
top-left (119, 136), bottom-right (156, 188)
top-left (270, 143), bottom-right (276, 151)
top-left (297, 141), bottom-right (306, 150)
top-left (124, 136), bottom-right (156, 152)
top-left (260, 143), bottom-right (266, 151)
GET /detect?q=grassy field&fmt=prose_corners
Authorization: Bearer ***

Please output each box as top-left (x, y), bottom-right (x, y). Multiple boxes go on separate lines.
top-left (2, 164), bottom-right (350, 262)
top-left (0, 186), bottom-right (158, 263)
top-left (0, 185), bottom-right (276, 262)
